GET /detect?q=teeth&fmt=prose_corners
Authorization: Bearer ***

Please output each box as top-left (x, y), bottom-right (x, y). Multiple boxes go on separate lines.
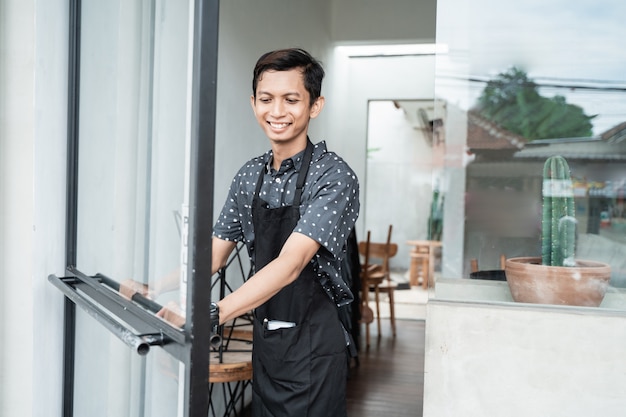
top-left (270, 122), bottom-right (289, 129)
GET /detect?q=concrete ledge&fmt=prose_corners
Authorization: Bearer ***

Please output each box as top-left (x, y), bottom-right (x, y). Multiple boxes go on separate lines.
top-left (435, 277), bottom-right (626, 309)
top-left (424, 279), bottom-right (626, 417)
top-left (435, 278), bottom-right (514, 303)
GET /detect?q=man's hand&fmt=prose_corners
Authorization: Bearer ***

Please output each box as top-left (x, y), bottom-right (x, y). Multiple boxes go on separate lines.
top-left (155, 301), bottom-right (219, 329)
top-left (119, 279), bottom-right (152, 300)
top-left (156, 301), bottom-right (186, 328)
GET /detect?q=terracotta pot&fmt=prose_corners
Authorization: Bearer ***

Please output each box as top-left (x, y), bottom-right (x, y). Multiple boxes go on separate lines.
top-left (504, 256), bottom-right (611, 307)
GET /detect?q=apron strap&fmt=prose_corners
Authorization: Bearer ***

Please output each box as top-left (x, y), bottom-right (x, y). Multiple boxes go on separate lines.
top-left (293, 139), bottom-right (314, 206)
top-left (253, 139), bottom-right (314, 205)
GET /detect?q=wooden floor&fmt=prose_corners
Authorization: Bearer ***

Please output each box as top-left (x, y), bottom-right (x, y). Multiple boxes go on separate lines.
top-left (346, 319), bottom-right (425, 417)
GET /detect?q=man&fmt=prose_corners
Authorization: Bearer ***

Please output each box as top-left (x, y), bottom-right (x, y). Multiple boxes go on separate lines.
top-left (212, 48), bottom-right (359, 416)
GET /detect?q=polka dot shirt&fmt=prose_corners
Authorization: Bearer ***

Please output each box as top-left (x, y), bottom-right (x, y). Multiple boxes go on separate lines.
top-left (213, 140), bottom-right (360, 306)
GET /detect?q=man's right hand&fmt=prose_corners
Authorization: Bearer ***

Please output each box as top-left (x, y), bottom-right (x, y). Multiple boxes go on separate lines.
top-left (119, 279), bottom-right (152, 300)
top-left (156, 301), bottom-right (186, 328)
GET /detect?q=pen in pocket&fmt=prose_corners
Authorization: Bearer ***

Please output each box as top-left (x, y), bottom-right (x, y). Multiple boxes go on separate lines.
top-left (263, 318), bottom-right (296, 330)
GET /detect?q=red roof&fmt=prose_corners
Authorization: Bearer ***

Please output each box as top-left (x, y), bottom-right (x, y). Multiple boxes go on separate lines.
top-left (467, 111), bottom-right (526, 151)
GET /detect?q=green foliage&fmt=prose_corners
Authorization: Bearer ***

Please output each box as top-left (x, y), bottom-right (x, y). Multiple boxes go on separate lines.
top-left (541, 156), bottom-right (576, 267)
top-left (428, 188), bottom-right (444, 241)
top-left (476, 67), bottom-right (595, 141)
top-left (367, 147), bottom-right (382, 158)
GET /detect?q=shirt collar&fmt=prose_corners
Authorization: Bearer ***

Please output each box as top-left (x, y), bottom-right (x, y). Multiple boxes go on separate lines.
top-left (264, 146), bottom-right (308, 175)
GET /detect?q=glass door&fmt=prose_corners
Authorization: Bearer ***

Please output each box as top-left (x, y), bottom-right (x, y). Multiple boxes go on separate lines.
top-left (49, 0), bottom-right (219, 416)
top-left (75, 1), bottom-right (190, 415)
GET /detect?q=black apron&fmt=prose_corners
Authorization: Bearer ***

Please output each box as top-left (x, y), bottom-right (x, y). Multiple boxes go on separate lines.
top-left (251, 140), bottom-right (348, 417)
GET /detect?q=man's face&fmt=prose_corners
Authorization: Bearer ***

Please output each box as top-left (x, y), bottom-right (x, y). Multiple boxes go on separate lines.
top-left (251, 69), bottom-right (323, 147)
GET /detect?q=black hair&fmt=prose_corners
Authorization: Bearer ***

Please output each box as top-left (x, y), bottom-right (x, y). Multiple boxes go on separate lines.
top-left (252, 48), bottom-right (325, 106)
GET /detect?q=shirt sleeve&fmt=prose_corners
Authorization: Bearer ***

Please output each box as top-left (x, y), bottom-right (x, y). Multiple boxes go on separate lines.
top-left (213, 170), bottom-right (246, 242)
top-left (295, 153), bottom-right (360, 306)
top-left (295, 154), bottom-right (360, 258)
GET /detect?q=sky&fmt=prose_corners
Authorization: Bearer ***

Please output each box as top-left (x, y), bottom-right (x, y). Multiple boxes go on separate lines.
top-left (434, 0), bottom-right (626, 135)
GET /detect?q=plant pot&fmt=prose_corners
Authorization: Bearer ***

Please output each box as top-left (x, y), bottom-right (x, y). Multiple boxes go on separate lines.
top-left (504, 256), bottom-right (611, 307)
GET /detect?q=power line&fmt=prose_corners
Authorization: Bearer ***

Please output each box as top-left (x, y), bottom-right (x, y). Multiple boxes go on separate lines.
top-left (438, 73), bottom-right (626, 92)
top-left (466, 75), bottom-right (626, 92)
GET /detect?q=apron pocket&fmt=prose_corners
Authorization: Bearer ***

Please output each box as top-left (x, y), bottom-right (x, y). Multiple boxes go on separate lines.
top-left (253, 320), bottom-right (311, 414)
top-left (255, 320), bottom-right (311, 383)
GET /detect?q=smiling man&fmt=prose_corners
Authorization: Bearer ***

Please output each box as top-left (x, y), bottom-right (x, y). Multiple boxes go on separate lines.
top-left (211, 48), bottom-right (360, 416)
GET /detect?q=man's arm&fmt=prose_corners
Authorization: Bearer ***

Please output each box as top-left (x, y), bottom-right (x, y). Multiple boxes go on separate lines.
top-left (211, 236), bottom-right (237, 275)
top-left (216, 232), bottom-right (320, 324)
top-left (153, 237), bottom-right (236, 327)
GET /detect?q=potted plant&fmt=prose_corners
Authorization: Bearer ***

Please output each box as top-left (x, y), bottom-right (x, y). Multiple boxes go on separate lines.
top-left (504, 155), bottom-right (611, 307)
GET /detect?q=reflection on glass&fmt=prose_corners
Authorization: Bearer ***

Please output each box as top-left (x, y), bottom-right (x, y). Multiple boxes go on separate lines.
top-left (365, 100), bottom-right (436, 269)
top-left (434, 0), bottom-right (626, 296)
top-left (74, 1), bottom-right (191, 415)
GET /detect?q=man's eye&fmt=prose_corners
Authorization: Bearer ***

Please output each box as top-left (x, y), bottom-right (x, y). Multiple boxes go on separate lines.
top-left (286, 98), bottom-right (299, 104)
top-left (259, 98), bottom-right (271, 103)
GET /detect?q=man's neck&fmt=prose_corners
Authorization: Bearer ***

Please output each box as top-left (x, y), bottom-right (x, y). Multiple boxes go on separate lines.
top-left (270, 137), bottom-right (308, 170)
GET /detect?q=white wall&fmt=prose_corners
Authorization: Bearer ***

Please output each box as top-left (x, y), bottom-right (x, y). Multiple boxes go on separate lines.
top-left (0, 1), bottom-right (35, 414)
top-left (0, 1), bottom-right (68, 416)
top-left (329, 0), bottom-right (436, 43)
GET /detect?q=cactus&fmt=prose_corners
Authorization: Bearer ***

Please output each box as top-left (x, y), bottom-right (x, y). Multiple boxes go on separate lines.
top-left (541, 156), bottom-right (577, 267)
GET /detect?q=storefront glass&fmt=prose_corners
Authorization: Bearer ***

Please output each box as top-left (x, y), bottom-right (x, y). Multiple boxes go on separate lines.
top-left (434, 0), bottom-right (626, 303)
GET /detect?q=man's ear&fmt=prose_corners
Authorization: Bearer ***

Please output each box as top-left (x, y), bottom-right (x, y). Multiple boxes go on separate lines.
top-left (250, 95), bottom-right (256, 111)
top-left (309, 96), bottom-right (325, 119)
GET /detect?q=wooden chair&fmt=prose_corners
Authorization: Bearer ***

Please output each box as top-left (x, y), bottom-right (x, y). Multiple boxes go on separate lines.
top-left (358, 225), bottom-right (398, 347)
top-left (410, 244), bottom-right (431, 288)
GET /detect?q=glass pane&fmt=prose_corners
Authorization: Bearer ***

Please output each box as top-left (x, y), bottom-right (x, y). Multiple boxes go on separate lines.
top-left (74, 0), bottom-right (191, 415)
top-left (434, 0), bottom-right (626, 306)
top-left (365, 100), bottom-right (437, 273)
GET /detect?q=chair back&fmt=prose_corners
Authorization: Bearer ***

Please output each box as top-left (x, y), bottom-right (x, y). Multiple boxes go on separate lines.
top-left (358, 225), bottom-right (396, 280)
top-left (359, 230), bottom-right (372, 273)
top-left (367, 242), bottom-right (397, 274)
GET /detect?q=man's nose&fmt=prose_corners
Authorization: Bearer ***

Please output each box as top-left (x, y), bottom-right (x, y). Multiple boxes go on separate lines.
top-left (270, 100), bottom-right (285, 117)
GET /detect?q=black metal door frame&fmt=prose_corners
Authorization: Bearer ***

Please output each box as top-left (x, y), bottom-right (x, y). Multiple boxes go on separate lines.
top-left (59, 0), bottom-right (220, 416)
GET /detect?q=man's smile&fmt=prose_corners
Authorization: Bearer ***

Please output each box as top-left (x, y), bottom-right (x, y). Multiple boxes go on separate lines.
top-left (268, 121), bottom-right (291, 129)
